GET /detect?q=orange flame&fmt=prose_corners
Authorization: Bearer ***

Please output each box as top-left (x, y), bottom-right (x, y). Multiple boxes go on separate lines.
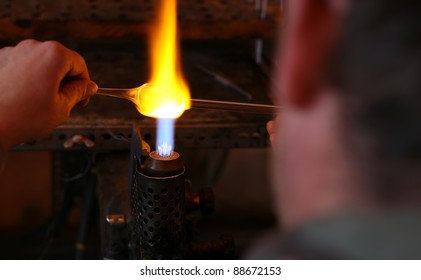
top-left (136, 0), bottom-right (190, 119)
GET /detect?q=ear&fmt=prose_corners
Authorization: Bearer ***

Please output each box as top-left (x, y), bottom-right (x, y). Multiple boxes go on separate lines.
top-left (276, 0), bottom-right (348, 108)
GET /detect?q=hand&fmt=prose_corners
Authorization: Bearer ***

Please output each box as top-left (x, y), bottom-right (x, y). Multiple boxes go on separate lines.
top-left (266, 117), bottom-right (279, 145)
top-left (0, 39), bottom-right (97, 149)
top-left (0, 141), bottom-right (5, 173)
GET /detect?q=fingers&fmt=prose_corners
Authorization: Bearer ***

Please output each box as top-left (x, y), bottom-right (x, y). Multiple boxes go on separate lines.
top-left (65, 49), bottom-right (90, 80)
top-left (37, 40), bottom-right (97, 107)
top-left (77, 98), bottom-right (91, 107)
top-left (40, 40), bottom-right (90, 80)
top-left (0, 143), bottom-right (5, 172)
top-left (76, 83), bottom-right (97, 107)
top-left (49, 42), bottom-right (96, 105)
top-left (0, 39), bottom-right (98, 149)
top-left (267, 120), bottom-right (275, 135)
top-left (60, 79), bottom-right (98, 109)
top-left (267, 118), bottom-right (279, 145)
top-left (0, 46), bottom-right (12, 56)
top-left (13, 39), bottom-right (92, 89)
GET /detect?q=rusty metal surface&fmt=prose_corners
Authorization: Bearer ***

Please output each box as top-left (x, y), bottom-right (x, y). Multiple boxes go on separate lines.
top-left (1, 0), bottom-right (281, 21)
top-left (0, 0), bottom-right (282, 39)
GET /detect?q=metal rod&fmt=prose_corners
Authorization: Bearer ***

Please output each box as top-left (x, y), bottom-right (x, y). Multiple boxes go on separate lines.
top-left (190, 98), bottom-right (280, 115)
top-left (96, 87), bottom-right (280, 115)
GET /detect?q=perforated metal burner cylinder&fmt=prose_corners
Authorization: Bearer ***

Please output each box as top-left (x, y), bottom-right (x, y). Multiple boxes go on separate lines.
top-left (132, 151), bottom-right (185, 258)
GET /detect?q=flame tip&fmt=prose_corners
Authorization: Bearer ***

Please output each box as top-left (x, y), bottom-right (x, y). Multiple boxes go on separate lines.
top-left (138, 0), bottom-right (190, 119)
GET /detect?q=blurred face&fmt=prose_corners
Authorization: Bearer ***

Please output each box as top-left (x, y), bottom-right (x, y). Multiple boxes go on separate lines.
top-left (270, 0), bottom-right (322, 228)
top-left (269, 0), bottom-right (354, 230)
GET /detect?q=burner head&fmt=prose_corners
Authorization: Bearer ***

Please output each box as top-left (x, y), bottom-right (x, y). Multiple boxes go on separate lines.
top-left (130, 150), bottom-right (186, 259)
top-left (141, 151), bottom-right (184, 177)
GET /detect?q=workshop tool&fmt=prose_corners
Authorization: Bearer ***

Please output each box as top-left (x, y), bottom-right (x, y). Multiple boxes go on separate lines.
top-left (96, 84), bottom-right (280, 115)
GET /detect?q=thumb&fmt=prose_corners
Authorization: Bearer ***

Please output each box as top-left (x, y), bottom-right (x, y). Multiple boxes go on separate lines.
top-left (60, 80), bottom-right (98, 107)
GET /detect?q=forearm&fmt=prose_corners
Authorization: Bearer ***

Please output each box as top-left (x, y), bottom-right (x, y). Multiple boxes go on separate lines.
top-left (0, 102), bottom-right (32, 148)
top-left (0, 120), bottom-right (20, 150)
top-left (0, 141), bottom-right (6, 174)
top-left (0, 40), bottom-right (97, 151)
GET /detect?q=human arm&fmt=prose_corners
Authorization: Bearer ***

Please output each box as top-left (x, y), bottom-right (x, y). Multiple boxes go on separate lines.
top-left (266, 117), bottom-right (279, 145)
top-left (0, 39), bottom-right (97, 150)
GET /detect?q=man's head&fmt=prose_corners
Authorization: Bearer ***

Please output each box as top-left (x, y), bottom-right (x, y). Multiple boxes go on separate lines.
top-left (273, 0), bottom-right (421, 230)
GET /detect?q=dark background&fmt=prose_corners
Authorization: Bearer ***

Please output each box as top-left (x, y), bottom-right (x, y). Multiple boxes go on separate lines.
top-left (0, 0), bottom-right (282, 259)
